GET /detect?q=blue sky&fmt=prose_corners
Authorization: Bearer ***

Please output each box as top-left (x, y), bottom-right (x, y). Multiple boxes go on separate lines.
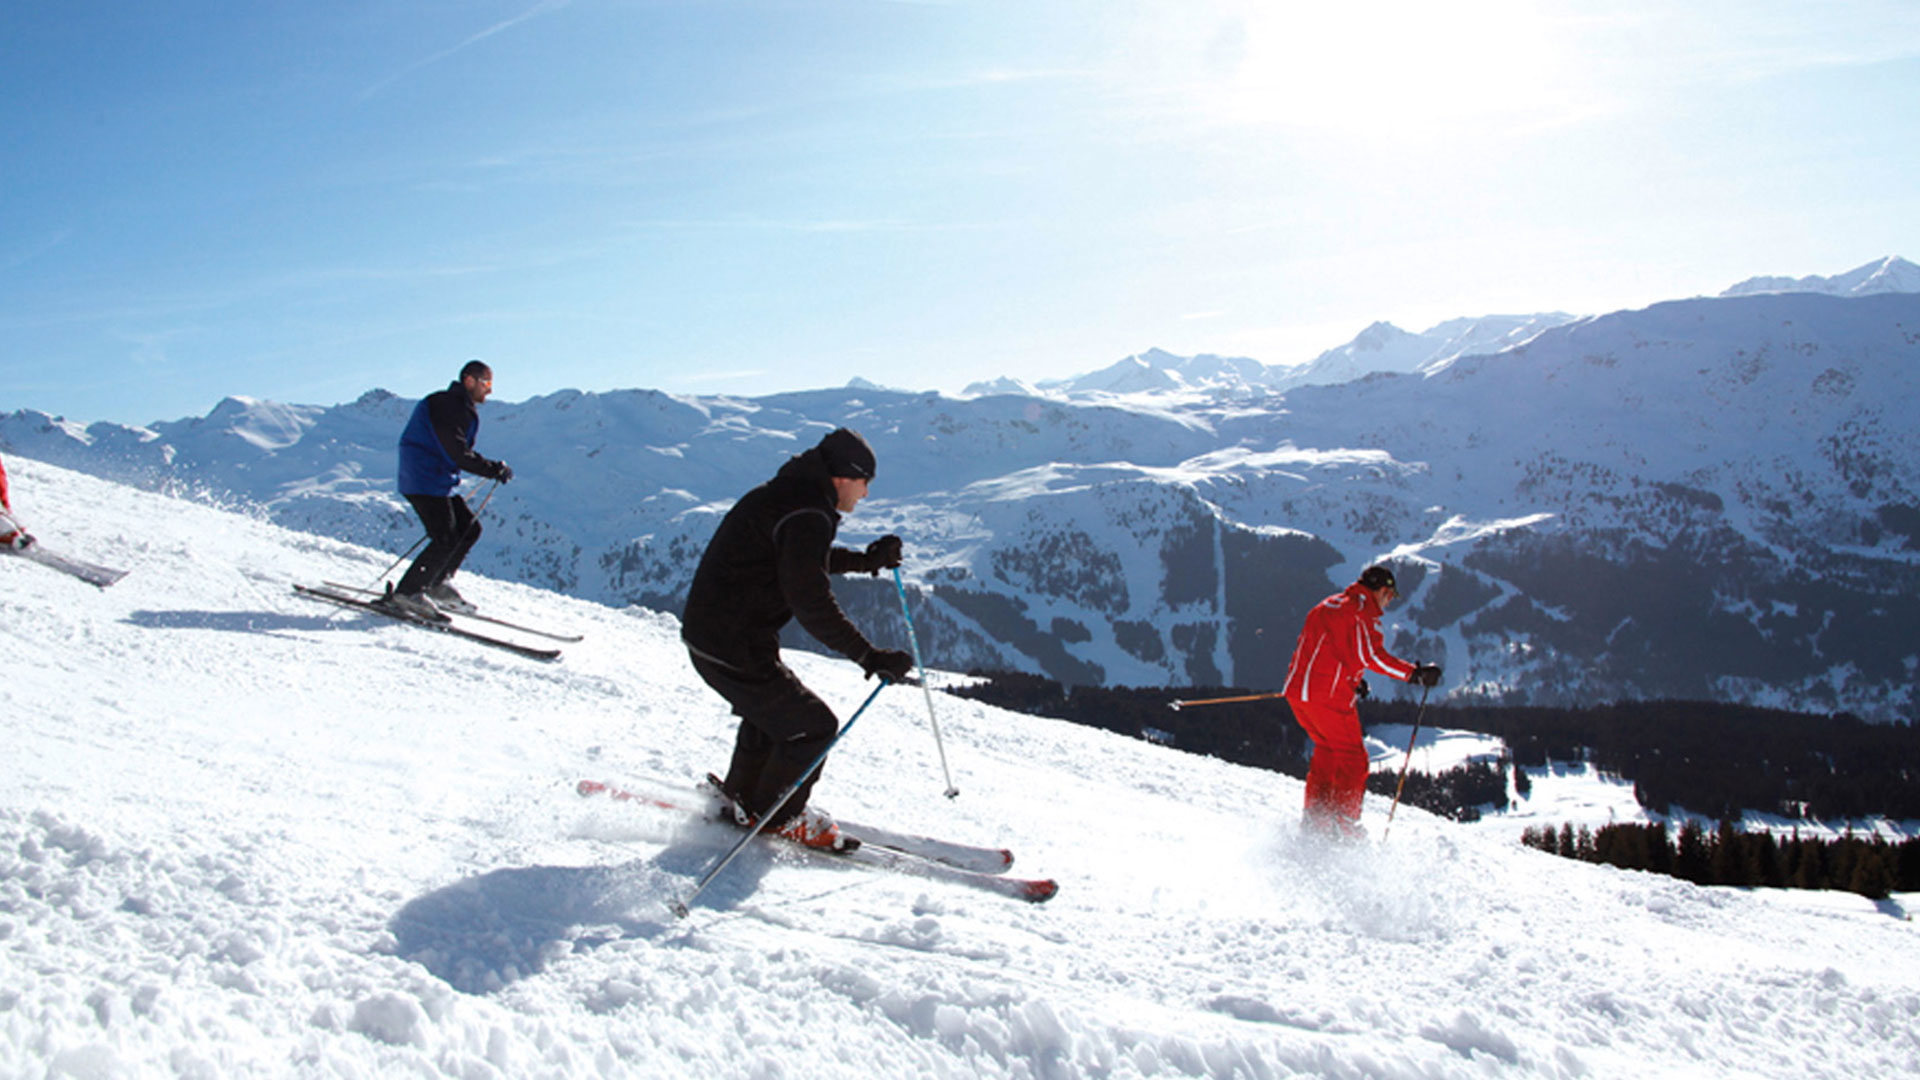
top-left (4, 0), bottom-right (1918, 425)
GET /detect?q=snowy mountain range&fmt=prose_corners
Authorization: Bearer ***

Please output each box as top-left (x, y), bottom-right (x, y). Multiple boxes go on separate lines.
top-left (6, 258), bottom-right (1919, 720)
top-left (959, 314), bottom-right (1580, 400)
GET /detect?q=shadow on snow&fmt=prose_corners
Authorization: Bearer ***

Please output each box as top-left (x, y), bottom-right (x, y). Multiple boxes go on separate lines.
top-left (389, 838), bottom-right (783, 994)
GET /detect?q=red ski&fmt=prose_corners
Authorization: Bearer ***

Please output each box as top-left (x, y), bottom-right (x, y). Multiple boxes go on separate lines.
top-left (576, 778), bottom-right (1056, 904)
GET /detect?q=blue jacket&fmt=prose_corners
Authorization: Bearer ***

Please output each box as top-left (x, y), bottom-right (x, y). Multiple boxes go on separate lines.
top-left (396, 383), bottom-right (499, 496)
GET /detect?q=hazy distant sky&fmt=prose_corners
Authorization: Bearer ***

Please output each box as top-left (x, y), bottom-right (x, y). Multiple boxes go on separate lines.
top-left (4, 0), bottom-right (1918, 425)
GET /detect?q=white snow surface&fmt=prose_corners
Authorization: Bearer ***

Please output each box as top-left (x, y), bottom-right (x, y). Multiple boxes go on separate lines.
top-left (4, 457), bottom-right (1918, 1080)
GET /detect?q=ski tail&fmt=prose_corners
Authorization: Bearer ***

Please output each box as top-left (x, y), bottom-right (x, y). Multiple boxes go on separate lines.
top-left (4, 544), bottom-right (128, 588)
top-left (320, 580), bottom-right (584, 641)
top-left (294, 584), bottom-right (561, 660)
top-left (577, 776), bottom-right (1039, 886)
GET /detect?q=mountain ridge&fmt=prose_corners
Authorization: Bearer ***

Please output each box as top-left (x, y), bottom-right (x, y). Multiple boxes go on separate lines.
top-left (6, 268), bottom-right (1918, 720)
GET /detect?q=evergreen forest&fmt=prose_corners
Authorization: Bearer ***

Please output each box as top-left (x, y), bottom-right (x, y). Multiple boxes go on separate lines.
top-left (1521, 820), bottom-right (1920, 899)
top-left (949, 672), bottom-right (1920, 891)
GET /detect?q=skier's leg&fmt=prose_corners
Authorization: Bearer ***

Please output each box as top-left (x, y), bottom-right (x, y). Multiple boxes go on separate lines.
top-left (1293, 700), bottom-right (1367, 837)
top-left (433, 496), bottom-right (481, 587)
top-left (688, 653), bottom-right (838, 828)
top-left (748, 682), bottom-right (839, 829)
top-left (395, 495), bottom-right (460, 596)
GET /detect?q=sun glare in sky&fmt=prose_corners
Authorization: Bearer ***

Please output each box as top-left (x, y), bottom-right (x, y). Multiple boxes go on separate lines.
top-left (1168, 2), bottom-right (1572, 137)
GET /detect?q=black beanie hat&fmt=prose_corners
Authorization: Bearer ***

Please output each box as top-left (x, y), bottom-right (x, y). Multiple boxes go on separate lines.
top-left (817, 428), bottom-right (877, 480)
top-left (1358, 565), bottom-right (1398, 592)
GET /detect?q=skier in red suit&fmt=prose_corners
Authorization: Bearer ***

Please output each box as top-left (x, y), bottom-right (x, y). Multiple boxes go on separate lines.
top-left (1282, 565), bottom-right (1441, 840)
top-left (0, 453), bottom-right (35, 550)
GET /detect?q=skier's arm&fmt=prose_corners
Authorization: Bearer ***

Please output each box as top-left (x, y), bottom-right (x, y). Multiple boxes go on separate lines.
top-left (774, 510), bottom-right (876, 660)
top-left (426, 394), bottom-right (505, 479)
top-left (828, 534), bottom-right (903, 577)
top-left (1352, 617), bottom-right (1416, 682)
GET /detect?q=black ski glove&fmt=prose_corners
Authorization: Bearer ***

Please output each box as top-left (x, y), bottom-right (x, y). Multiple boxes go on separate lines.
top-left (1411, 663), bottom-right (1443, 688)
top-left (860, 647), bottom-right (914, 682)
top-left (1354, 678), bottom-right (1370, 700)
top-left (862, 534), bottom-right (903, 576)
top-left (492, 461), bottom-right (514, 483)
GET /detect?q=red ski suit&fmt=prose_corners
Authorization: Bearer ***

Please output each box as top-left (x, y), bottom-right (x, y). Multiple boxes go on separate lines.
top-left (1282, 582), bottom-right (1417, 833)
top-left (0, 453), bottom-right (11, 512)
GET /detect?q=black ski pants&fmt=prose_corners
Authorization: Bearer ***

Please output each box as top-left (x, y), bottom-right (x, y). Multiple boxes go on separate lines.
top-left (395, 493), bottom-right (480, 597)
top-left (688, 649), bottom-right (840, 829)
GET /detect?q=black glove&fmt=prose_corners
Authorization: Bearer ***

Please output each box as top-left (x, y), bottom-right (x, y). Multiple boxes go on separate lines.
top-left (492, 461), bottom-right (514, 483)
top-left (863, 534), bottom-right (903, 575)
top-left (860, 647), bottom-right (915, 682)
top-left (1411, 663), bottom-right (1443, 688)
top-left (1354, 678), bottom-right (1370, 700)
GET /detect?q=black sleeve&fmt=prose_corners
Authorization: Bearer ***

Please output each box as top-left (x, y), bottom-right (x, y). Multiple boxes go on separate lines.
top-left (427, 394), bottom-right (499, 478)
top-left (774, 510), bottom-right (874, 660)
top-left (827, 547), bottom-right (868, 575)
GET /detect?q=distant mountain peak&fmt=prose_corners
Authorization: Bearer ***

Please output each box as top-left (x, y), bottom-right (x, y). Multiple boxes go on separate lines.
top-left (1352, 321), bottom-right (1412, 351)
top-left (1720, 256), bottom-right (1920, 298)
top-left (847, 376), bottom-right (913, 393)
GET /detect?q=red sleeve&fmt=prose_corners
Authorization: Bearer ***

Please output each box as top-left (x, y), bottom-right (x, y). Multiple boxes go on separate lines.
top-left (1351, 609), bottom-right (1416, 681)
top-left (0, 455), bottom-right (11, 512)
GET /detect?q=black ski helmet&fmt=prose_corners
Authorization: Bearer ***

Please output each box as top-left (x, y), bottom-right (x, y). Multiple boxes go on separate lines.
top-left (1358, 565), bottom-right (1398, 593)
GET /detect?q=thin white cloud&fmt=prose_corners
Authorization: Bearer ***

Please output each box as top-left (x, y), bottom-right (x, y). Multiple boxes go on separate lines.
top-left (617, 217), bottom-right (990, 235)
top-left (2, 230), bottom-right (73, 272)
top-left (360, 0), bottom-right (571, 101)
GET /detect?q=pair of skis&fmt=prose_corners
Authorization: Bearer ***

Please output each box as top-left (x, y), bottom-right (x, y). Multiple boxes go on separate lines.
top-left (292, 582), bottom-right (579, 660)
top-left (576, 778), bottom-right (1058, 906)
top-left (2, 542), bottom-right (128, 588)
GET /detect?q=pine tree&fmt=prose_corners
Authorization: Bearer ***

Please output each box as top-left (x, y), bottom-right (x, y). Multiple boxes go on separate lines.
top-left (1753, 831), bottom-right (1783, 888)
top-left (1646, 823), bottom-right (1674, 876)
top-left (1847, 845), bottom-right (1893, 901)
top-left (1791, 838), bottom-right (1824, 890)
top-left (1710, 819), bottom-right (1742, 886)
top-left (1674, 821), bottom-right (1710, 884)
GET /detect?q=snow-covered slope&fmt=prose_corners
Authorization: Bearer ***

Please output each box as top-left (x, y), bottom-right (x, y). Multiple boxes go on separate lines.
top-left (4, 457), bottom-right (1917, 1079)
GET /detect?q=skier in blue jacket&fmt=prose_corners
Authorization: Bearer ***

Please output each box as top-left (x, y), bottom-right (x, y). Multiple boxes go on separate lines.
top-left (386, 360), bottom-right (513, 621)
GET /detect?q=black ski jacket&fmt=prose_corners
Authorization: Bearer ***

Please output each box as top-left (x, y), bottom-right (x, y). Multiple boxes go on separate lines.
top-left (680, 447), bottom-right (875, 673)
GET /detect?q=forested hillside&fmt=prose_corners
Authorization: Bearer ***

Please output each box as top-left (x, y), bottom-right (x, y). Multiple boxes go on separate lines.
top-left (951, 674), bottom-right (1920, 825)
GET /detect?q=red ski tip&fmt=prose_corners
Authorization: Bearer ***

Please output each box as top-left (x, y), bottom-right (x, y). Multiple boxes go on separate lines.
top-left (576, 780), bottom-right (606, 796)
top-left (1024, 879), bottom-right (1060, 902)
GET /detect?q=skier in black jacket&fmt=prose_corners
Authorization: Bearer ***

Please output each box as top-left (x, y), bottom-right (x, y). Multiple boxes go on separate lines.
top-left (681, 427), bottom-right (911, 849)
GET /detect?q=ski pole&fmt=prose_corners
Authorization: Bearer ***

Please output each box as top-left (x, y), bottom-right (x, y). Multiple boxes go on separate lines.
top-left (1382, 683), bottom-right (1433, 842)
top-left (671, 680), bottom-right (891, 918)
top-left (365, 478), bottom-right (499, 592)
top-left (893, 566), bottom-right (959, 798)
top-left (1169, 691), bottom-right (1286, 711)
